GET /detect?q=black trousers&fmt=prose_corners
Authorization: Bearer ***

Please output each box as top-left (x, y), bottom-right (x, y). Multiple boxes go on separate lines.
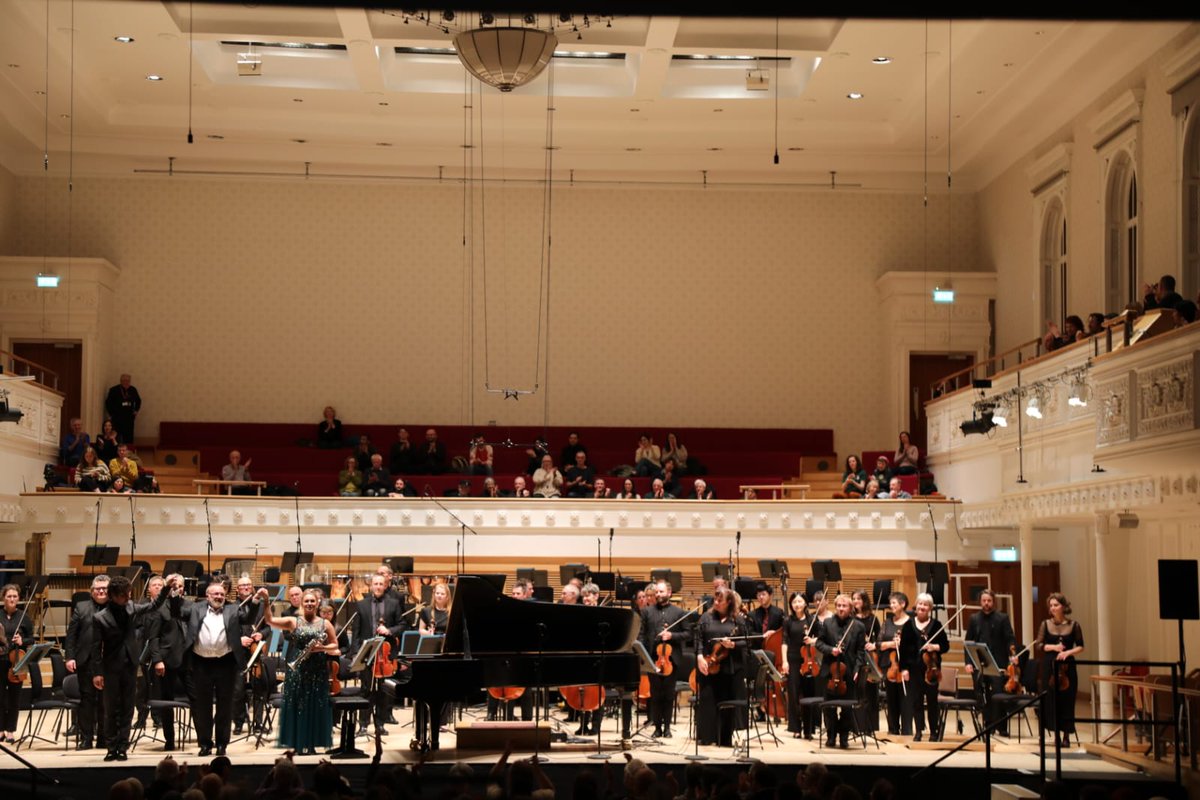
top-left (76, 663), bottom-right (103, 745)
top-left (154, 665), bottom-right (187, 745)
top-left (912, 677), bottom-right (940, 736)
top-left (0, 667), bottom-right (22, 731)
top-left (191, 653), bottom-right (237, 749)
top-left (785, 666), bottom-right (817, 735)
top-left (885, 678), bottom-right (914, 735)
top-left (486, 691), bottom-right (532, 721)
top-left (101, 663), bottom-right (137, 753)
top-left (976, 674), bottom-right (1009, 735)
top-left (646, 673), bottom-right (675, 731)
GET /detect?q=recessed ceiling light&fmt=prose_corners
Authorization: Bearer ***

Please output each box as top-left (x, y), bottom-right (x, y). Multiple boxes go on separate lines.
top-left (114, 36), bottom-right (134, 44)
top-left (378, 101), bottom-right (389, 106)
top-left (712, 108), bottom-right (724, 112)
top-left (976, 89), bottom-right (985, 95)
top-left (292, 98), bottom-right (303, 103)
top-left (1003, 61), bottom-right (1014, 67)
top-left (291, 138), bottom-right (307, 143)
top-left (59, 114), bottom-right (69, 119)
top-left (375, 142), bottom-right (392, 147)
top-left (206, 134), bottom-right (224, 140)
top-left (460, 144), bottom-right (473, 149)
top-left (34, 90), bottom-right (45, 95)
top-left (545, 146), bottom-right (561, 151)
top-left (847, 92), bottom-right (863, 100)
top-left (145, 74), bottom-right (164, 81)
top-left (787, 147), bottom-right (805, 151)
top-left (629, 108), bottom-right (640, 112)
top-left (707, 147), bottom-right (722, 151)
top-left (871, 56), bottom-right (891, 64)
top-left (625, 147), bottom-right (642, 152)
top-left (7, 64), bottom-right (19, 69)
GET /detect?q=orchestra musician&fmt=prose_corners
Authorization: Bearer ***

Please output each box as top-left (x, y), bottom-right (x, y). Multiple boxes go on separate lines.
top-left (964, 588), bottom-right (1017, 736)
top-left (91, 575), bottom-right (175, 761)
top-left (354, 574), bottom-right (410, 735)
top-left (234, 575), bottom-right (266, 735)
top-left (899, 592), bottom-right (950, 742)
top-left (575, 583), bottom-right (605, 735)
top-left (418, 581), bottom-right (451, 635)
top-left (145, 572), bottom-right (190, 751)
top-left (779, 591), bottom-right (819, 740)
top-left (559, 582), bottom-right (581, 605)
top-left (65, 574), bottom-right (110, 751)
top-left (813, 590), bottom-right (833, 623)
top-left (809, 593), bottom-right (865, 749)
top-left (1034, 592), bottom-right (1084, 749)
top-left (283, 585), bottom-right (303, 617)
top-left (641, 579), bottom-right (686, 739)
top-left (133, 575), bottom-right (165, 732)
top-left (694, 588), bottom-right (749, 747)
top-left (183, 581), bottom-right (250, 757)
top-left (871, 591), bottom-right (912, 737)
top-left (851, 590), bottom-right (881, 733)
top-left (1, 583), bottom-right (36, 744)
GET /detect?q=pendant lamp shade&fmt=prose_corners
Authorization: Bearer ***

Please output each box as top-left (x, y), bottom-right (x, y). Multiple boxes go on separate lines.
top-left (454, 27), bottom-right (557, 92)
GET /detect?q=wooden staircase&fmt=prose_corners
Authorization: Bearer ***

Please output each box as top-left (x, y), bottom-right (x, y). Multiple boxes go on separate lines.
top-left (138, 447), bottom-right (209, 493)
top-left (796, 454), bottom-right (842, 499)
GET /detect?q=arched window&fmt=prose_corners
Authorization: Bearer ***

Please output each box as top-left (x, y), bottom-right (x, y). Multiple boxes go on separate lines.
top-left (1185, 112), bottom-right (1200, 300)
top-left (1040, 199), bottom-right (1067, 327)
top-left (1105, 152), bottom-right (1139, 312)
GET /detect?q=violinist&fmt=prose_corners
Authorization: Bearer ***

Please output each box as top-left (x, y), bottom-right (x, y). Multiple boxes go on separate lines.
top-left (748, 584), bottom-right (785, 646)
top-left (0, 584), bottom-right (35, 745)
top-left (872, 592), bottom-right (912, 737)
top-left (419, 581), bottom-right (452, 635)
top-left (964, 588), bottom-right (1017, 736)
top-left (354, 575), bottom-right (410, 736)
top-left (851, 590), bottom-right (881, 733)
top-left (810, 593), bottom-right (865, 749)
top-left (899, 592), bottom-right (950, 742)
top-left (813, 590), bottom-right (833, 624)
top-left (1033, 592), bottom-right (1084, 749)
top-left (232, 575), bottom-right (263, 736)
top-left (640, 579), bottom-right (686, 739)
top-left (144, 573), bottom-right (189, 752)
top-left (778, 591), bottom-right (819, 740)
top-left (694, 588), bottom-right (749, 747)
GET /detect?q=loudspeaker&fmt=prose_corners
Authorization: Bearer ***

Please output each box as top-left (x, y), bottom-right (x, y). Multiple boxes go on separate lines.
top-left (1158, 560), bottom-right (1199, 621)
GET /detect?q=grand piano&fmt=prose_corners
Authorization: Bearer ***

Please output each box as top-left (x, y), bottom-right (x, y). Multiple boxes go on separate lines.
top-left (384, 575), bottom-right (644, 751)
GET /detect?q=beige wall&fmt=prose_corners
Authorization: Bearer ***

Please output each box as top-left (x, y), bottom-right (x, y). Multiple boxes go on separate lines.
top-left (979, 27), bottom-right (1197, 353)
top-left (0, 162), bottom-right (17, 255)
top-left (11, 175), bottom-right (981, 458)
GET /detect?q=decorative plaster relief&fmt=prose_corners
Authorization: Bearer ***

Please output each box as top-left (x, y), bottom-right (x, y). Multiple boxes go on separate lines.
top-left (1136, 356), bottom-right (1195, 438)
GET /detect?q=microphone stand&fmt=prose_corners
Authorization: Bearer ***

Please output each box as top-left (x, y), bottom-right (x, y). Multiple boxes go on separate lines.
top-left (203, 498), bottom-right (213, 575)
top-left (129, 495), bottom-right (137, 567)
top-left (93, 498), bottom-right (101, 550)
top-left (294, 495), bottom-right (303, 561)
top-left (735, 530), bottom-right (742, 580)
top-left (587, 621), bottom-right (611, 761)
top-left (684, 616), bottom-right (708, 761)
top-left (422, 488), bottom-right (479, 574)
top-left (608, 528), bottom-right (614, 573)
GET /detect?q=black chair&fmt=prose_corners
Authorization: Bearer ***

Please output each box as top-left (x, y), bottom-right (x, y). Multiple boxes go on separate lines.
top-left (18, 650), bottom-right (75, 751)
top-left (992, 658), bottom-right (1040, 741)
top-left (936, 665), bottom-right (982, 740)
top-left (818, 695), bottom-right (880, 750)
top-left (262, 567), bottom-right (281, 584)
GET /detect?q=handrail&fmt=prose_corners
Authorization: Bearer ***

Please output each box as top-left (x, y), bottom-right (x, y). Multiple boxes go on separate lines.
top-left (929, 337), bottom-right (1042, 398)
top-left (1091, 672), bottom-right (1200, 699)
top-left (0, 348), bottom-right (59, 391)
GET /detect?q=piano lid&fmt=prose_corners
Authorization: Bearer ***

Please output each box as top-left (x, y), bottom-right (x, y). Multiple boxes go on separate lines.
top-left (444, 576), bottom-right (640, 656)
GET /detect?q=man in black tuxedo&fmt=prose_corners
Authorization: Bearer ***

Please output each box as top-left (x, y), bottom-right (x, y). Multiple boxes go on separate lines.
top-left (64, 574), bottom-right (110, 750)
top-left (146, 572), bottom-right (192, 751)
top-left (232, 575), bottom-right (264, 734)
top-left (355, 574), bottom-right (411, 734)
top-left (92, 574), bottom-right (175, 761)
top-left (184, 581), bottom-right (249, 756)
top-left (964, 588), bottom-right (1018, 736)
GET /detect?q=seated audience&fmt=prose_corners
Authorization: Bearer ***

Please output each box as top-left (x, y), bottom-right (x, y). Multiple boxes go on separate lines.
top-left (338, 456), bottom-right (363, 496)
top-left (615, 478), bottom-right (640, 499)
top-left (1174, 300), bottom-right (1196, 326)
top-left (743, 487), bottom-right (758, 499)
top-left (835, 455), bottom-right (867, 498)
top-left (220, 449), bottom-right (254, 495)
top-left (362, 453), bottom-right (391, 497)
top-left (61, 417), bottom-right (90, 467)
top-left (353, 434), bottom-right (376, 471)
top-left (634, 434), bottom-right (662, 477)
top-left (564, 451), bottom-right (596, 498)
top-left (863, 479), bottom-right (881, 499)
top-left (75, 446), bottom-right (111, 492)
top-left (95, 419), bottom-right (121, 463)
top-left (389, 427), bottom-right (416, 474)
top-left (445, 479), bottom-right (472, 498)
top-left (480, 476), bottom-right (501, 497)
top-left (109, 443), bottom-right (139, 486)
top-left (870, 456), bottom-right (892, 487)
top-left (524, 438), bottom-right (550, 474)
top-left (316, 405), bottom-right (343, 448)
top-left (506, 475), bottom-right (531, 498)
top-left (560, 431), bottom-right (587, 471)
top-left (591, 478), bottom-right (611, 498)
top-left (387, 476), bottom-right (415, 498)
top-left (1144, 274), bottom-right (1183, 310)
top-left (419, 428), bottom-right (448, 474)
top-left (894, 431), bottom-right (920, 475)
top-left (688, 478), bottom-right (715, 500)
top-left (1085, 312), bottom-right (1105, 336)
top-left (658, 457), bottom-right (682, 496)
top-left (469, 433), bottom-right (494, 476)
top-left (1043, 315), bottom-right (1084, 351)
top-left (532, 455), bottom-right (563, 498)
top-left (879, 476), bottom-right (913, 499)
top-left (646, 478), bottom-right (673, 500)
top-left (662, 432), bottom-right (689, 474)
top-left (108, 476), bottom-right (133, 494)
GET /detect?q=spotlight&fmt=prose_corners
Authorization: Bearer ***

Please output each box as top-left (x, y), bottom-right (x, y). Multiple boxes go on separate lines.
top-left (480, 12), bottom-right (494, 24)
top-left (960, 411), bottom-right (996, 436)
top-left (1117, 512), bottom-right (1139, 529)
top-left (523, 13), bottom-right (537, 24)
top-left (991, 408), bottom-right (1008, 428)
top-left (0, 395), bottom-right (21, 424)
top-left (1025, 396), bottom-right (1042, 419)
top-left (36, 273), bottom-right (59, 287)
top-left (1068, 380), bottom-right (1089, 407)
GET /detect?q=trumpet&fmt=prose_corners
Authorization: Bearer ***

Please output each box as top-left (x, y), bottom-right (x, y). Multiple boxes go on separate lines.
top-left (286, 634), bottom-right (326, 670)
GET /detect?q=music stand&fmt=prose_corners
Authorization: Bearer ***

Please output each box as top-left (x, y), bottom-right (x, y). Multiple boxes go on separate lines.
top-left (915, 561), bottom-right (950, 607)
top-left (700, 561), bottom-right (732, 582)
top-left (757, 560), bottom-right (788, 579)
top-left (349, 637), bottom-right (385, 674)
top-left (589, 571), bottom-right (616, 591)
top-left (12, 642), bottom-right (52, 677)
top-left (872, 579), bottom-right (894, 608)
top-left (516, 568), bottom-right (549, 587)
top-left (384, 556), bottom-right (415, 574)
top-left (804, 580), bottom-right (824, 602)
top-left (734, 577), bottom-right (761, 600)
top-left (280, 551), bottom-right (314, 575)
top-left (650, 569), bottom-right (682, 594)
top-left (631, 640), bottom-right (659, 675)
top-left (243, 641), bottom-right (266, 675)
top-left (614, 576), bottom-right (642, 602)
top-left (416, 635), bottom-right (444, 655)
top-left (811, 560), bottom-right (842, 583)
top-left (558, 563), bottom-right (588, 585)
top-left (400, 631), bottom-right (422, 656)
top-left (531, 586), bottom-right (553, 602)
top-left (963, 642), bottom-right (1004, 679)
top-left (84, 546), bottom-right (120, 571)
top-left (465, 573), bottom-right (506, 593)
top-left (163, 560), bottom-right (203, 579)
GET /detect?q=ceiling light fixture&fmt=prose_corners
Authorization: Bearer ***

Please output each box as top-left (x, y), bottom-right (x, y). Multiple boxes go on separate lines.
top-left (1025, 396), bottom-right (1042, 419)
top-left (1068, 379), bottom-right (1090, 407)
top-left (932, 286), bottom-right (955, 303)
top-left (145, 74), bottom-right (164, 81)
top-left (206, 134), bottom-right (224, 140)
top-left (847, 91), bottom-right (863, 100)
top-left (114, 36), bottom-right (134, 44)
top-left (36, 273), bottom-right (60, 288)
top-left (454, 27), bottom-right (557, 92)
top-left (871, 56), bottom-right (891, 64)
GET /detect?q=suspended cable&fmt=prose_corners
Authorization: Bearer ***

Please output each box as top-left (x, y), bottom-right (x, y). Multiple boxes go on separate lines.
top-left (540, 62), bottom-right (556, 433)
top-left (773, 17), bottom-right (779, 165)
top-left (187, 0), bottom-right (194, 143)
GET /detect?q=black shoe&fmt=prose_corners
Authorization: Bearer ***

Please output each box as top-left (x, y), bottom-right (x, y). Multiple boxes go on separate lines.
top-left (575, 724), bottom-right (588, 736)
top-left (233, 724), bottom-right (244, 735)
top-left (825, 737), bottom-right (836, 748)
top-left (162, 743), bottom-right (176, 752)
top-left (914, 731), bottom-right (923, 742)
top-left (66, 725), bottom-right (80, 736)
top-left (357, 726), bottom-right (368, 736)
top-left (386, 714), bottom-right (399, 724)
top-left (839, 736), bottom-right (849, 749)
top-left (116, 751), bottom-right (128, 761)
top-left (216, 746), bottom-right (227, 756)
top-left (76, 740), bottom-right (93, 751)
top-left (661, 728), bottom-right (672, 739)
top-left (652, 727), bottom-right (662, 738)
top-left (804, 732), bottom-right (814, 741)
top-left (103, 752), bottom-right (118, 762)
top-left (198, 746), bottom-right (212, 756)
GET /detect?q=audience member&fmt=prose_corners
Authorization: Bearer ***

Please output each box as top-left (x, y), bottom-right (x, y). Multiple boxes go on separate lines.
top-left (95, 419), bottom-right (122, 463)
top-left (591, 478), bottom-right (611, 498)
top-left (564, 451), bottom-right (596, 498)
top-left (870, 456), bottom-right (892, 487)
top-left (560, 432), bottom-right (587, 471)
top-left (362, 453), bottom-right (391, 497)
top-left (1085, 312), bottom-right (1105, 336)
top-left (353, 435), bottom-right (376, 472)
top-left (688, 478), bottom-right (715, 500)
top-left (104, 373), bottom-right (142, 445)
top-left (61, 417), bottom-right (90, 467)
top-left (445, 479), bottom-right (472, 498)
top-left (315, 406), bottom-right (343, 448)
top-left (533, 455), bottom-right (564, 498)
top-left (469, 433), bottom-right (494, 476)
top-left (634, 434), bottom-right (662, 477)
top-left (863, 479), bottom-right (880, 500)
top-left (894, 431), bottom-right (920, 475)
top-left (110, 443), bottom-right (139, 487)
top-left (658, 458), bottom-right (681, 496)
top-left (879, 476), bottom-right (912, 499)
top-left (419, 428), bottom-right (448, 475)
top-left (389, 427), bottom-right (416, 475)
top-left (506, 475), bottom-right (531, 498)
top-left (615, 478), bottom-right (640, 499)
top-left (108, 476), bottom-right (133, 494)
top-left (647, 478), bottom-right (674, 500)
top-left (1143, 274), bottom-right (1183, 310)
top-left (1043, 315), bottom-right (1084, 351)
top-left (338, 456), bottom-right (363, 497)
top-left (662, 432), bottom-right (689, 475)
top-left (481, 476), bottom-right (501, 497)
top-left (387, 476), bottom-right (415, 497)
top-left (1174, 300), bottom-right (1196, 326)
top-left (76, 446), bottom-right (112, 492)
top-left (835, 455), bottom-right (867, 498)
top-left (221, 450), bottom-right (254, 495)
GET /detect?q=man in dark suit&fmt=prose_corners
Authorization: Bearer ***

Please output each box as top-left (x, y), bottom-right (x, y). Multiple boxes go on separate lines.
top-left (355, 574), bottom-right (411, 734)
top-left (92, 574), bottom-right (175, 761)
top-left (964, 588), bottom-right (1018, 736)
top-left (145, 572), bottom-right (192, 751)
top-left (640, 579), bottom-right (687, 738)
top-left (232, 575), bottom-right (264, 734)
top-left (810, 593), bottom-right (866, 749)
top-left (64, 574), bottom-right (110, 750)
top-left (184, 581), bottom-right (249, 756)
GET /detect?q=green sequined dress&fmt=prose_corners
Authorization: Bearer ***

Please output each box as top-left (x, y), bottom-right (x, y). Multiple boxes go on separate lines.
top-left (278, 619), bottom-right (333, 753)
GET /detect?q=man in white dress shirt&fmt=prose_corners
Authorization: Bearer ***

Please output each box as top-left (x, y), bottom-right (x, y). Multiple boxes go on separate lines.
top-left (184, 582), bottom-right (247, 756)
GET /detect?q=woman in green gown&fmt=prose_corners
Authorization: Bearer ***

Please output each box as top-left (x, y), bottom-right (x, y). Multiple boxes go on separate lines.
top-left (258, 587), bottom-right (339, 754)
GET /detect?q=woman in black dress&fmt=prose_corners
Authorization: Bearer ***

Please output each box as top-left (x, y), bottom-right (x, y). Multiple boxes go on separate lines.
top-left (694, 588), bottom-right (749, 746)
top-left (899, 592), bottom-right (949, 741)
top-left (0, 584), bottom-right (35, 743)
top-left (419, 581), bottom-right (452, 635)
top-left (870, 592), bottom-right (912, 736)
top-left (779, 591), bottom-right (820, 739)
top-left (1035, 592), bottom-right (1084, 748)
top-left (852, 590), bottom-right (881, 733)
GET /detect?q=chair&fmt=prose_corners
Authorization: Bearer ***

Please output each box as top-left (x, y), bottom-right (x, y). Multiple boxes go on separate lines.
top-left (936, 666), bottom-right (982, 740)
top-left (817, 696), bottom-right (879, 750)
top-left (992, 658), bottom-right (1039, 741)
top-left (19, 650), bottom-right (76, 751)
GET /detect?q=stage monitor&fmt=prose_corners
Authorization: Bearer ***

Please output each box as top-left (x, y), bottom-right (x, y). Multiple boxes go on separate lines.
top-left (700, 562), bottom-right (732, 583)
top-left (649, 569), bottom-right (682, 594)
top-left (280, 552), bottom-right (314, 574)
top-left (757, 559), bottom-right (789, 579)
top-left (812, 560), bottom-right (842, 582)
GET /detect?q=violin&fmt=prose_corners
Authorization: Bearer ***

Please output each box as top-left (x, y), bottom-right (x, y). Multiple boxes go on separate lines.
top-left (922, 648), bottom-right (942, 685)
top-left (707, 640), bottom-right (732, 674)
top-left (7, 591), bottom-right (34, 685)
top-left (655, 641), bottom-right (674, 676)
top-left (825, 619), bottom-right (854, 696)
top-left (1056, 661), bottom-right (1070, 691)
top-left (372, 617), bottom-right (397, 679)
top-left (799, 613), bottom-right (821, 677)
top-left (1005, 644), bottom-right (1023, 694)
